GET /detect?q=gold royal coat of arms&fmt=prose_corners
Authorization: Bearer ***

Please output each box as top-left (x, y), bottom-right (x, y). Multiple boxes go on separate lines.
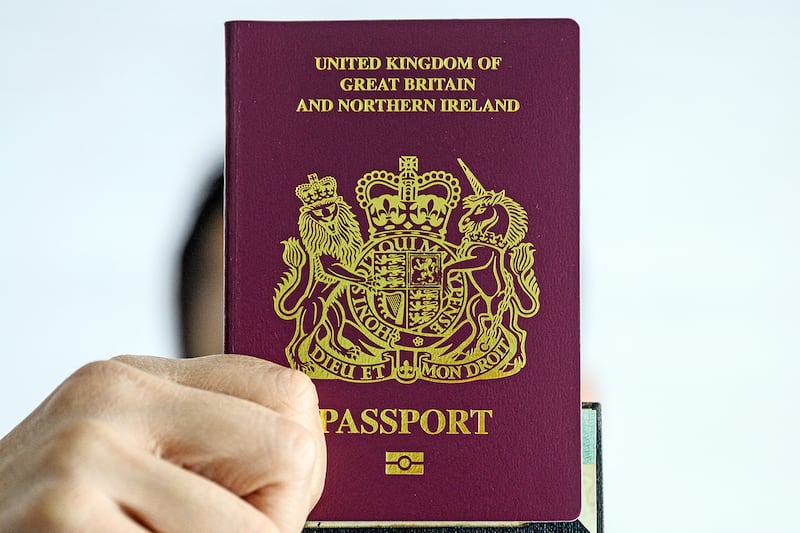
top-left (274, 156), bottom-right (541, 384)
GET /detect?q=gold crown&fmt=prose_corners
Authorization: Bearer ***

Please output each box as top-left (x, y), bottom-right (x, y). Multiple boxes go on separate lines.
top-left (295, 173), bottom-right (338, 206)
top-left (355, 156), bottom-right (461, 237)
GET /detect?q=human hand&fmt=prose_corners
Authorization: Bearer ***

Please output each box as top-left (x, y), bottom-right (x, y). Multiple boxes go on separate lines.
top-left (0, 354), bottom-right (326, 532)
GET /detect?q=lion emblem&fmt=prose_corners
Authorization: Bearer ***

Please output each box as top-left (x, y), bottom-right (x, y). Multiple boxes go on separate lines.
top-left (274, 174), bottom-right (366, 370)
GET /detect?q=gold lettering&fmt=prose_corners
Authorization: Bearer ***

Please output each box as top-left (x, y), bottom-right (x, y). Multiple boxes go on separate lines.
top-left (420, 359), bottom-right (462, 380)
top-left (471, 409), bottom-right (493, 434)
top-left (336, 408), bottom-right (358, 434)
top-left (315, 56), bottom-right (382, 70)
top-left (477, 56), bottom-right (503, 70)
top-left (385, 56), bottom-right (473, 71)
top-left (380, 408), bottom-right (398, 434)
top-left (319, 408), bottom-right (338, 434)
top-left (361, 362), bottom-right (387, 381)
top-left (337, 98), bottom-right (436, 113)
top-left (447, 409), bottom-right (471, 434)
top-left (318, 407), bottom-right (493, 435)
top-left (420, 409), bottom-right (447, 434)
top-left (403, 77), bottom-right (476, 91)
top-left (360, 408), bottom-right (379, 434)
top-left (439, 98), bottom-right (519, 113)
top-left (311, 349), bottom-right (359, 378)
top-left (340, 77), bottom-right (400, 92)
top-left (399, 409), bottom-right (421, 434)
top-left (397, 235), bottom-right (418, 250)
top-left (295, 98), bottom-right (333, 113)
top-left (465, 350), bottom-right (505, 378)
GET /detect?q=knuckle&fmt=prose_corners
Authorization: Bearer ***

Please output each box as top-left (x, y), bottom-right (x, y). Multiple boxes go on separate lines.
top-left (71, 358), bottom-right (138, 384)
top-left (249, 363), bottom-right (320, 413)
top-left (23, 480), bottom-right (91, 531)
top-left (42, 419), bottom-right (113, 475)
top-left (274, 418), bottom-right (317, 476)
top-left (47, 359), bottom-right (142, 415)
top-left (280, 368), bottom-right (319, 411)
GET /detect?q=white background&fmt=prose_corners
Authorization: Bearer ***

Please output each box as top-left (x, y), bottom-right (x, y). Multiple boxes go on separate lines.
top-left (1, 1), bottom-right (798, 531)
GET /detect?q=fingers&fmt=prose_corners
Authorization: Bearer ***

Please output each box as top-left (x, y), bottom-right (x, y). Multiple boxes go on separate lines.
top-left (1, 355), bottom-right (326, 533)
top-left (114, 354), bottom-right (326, 503)
top-left (10, 418), bottom-right (274, 533)
top-left (113, 354), bottom-right (320, 419)
top-left (151, 374), bottom-right (319, 499)
top-left (100, 421), bottom-right (278, 533)
top-left (112, 355), bottom-right (326, 530)
top-left (10, 482), bottom-right (150, 533)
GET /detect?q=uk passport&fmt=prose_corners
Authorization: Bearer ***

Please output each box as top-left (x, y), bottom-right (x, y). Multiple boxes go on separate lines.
top-left (225, 19), bottom-right (581, 524)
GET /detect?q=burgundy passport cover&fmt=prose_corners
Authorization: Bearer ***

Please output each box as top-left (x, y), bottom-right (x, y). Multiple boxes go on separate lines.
top-left (225, 19), bottom-right (580, 523)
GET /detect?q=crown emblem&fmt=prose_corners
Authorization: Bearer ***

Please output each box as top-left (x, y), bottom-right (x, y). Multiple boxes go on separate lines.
top-left (295, 173), bottom-right (338, 206)
top-left (355, 156), bottom-right (461, 238)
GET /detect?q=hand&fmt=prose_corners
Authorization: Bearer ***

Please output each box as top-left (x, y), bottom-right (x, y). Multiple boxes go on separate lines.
top-left (0, 354), bottom-right (326, 532)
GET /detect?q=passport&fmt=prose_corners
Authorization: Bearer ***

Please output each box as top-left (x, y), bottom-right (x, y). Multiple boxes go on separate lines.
top-left (225, 19), bottom-right (581, 524)
top-left (305, 404), bottom-right (602, 533)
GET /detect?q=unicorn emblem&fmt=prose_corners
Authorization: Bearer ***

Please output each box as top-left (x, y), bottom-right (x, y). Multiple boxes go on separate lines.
top-left (440, 159), bottom-right (541, 371)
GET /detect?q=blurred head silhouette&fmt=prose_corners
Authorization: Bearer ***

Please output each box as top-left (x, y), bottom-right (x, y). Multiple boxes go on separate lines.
top-left (178, 173), bottom-right (224, 357)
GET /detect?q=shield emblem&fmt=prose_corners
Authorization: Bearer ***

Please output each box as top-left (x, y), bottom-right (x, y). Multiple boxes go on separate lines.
top-left (371, 247), bottom-right (444, 331)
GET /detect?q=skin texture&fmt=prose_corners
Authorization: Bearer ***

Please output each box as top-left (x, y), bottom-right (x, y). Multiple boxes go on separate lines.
top-left (0, 354), bottom-right (326, 532)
